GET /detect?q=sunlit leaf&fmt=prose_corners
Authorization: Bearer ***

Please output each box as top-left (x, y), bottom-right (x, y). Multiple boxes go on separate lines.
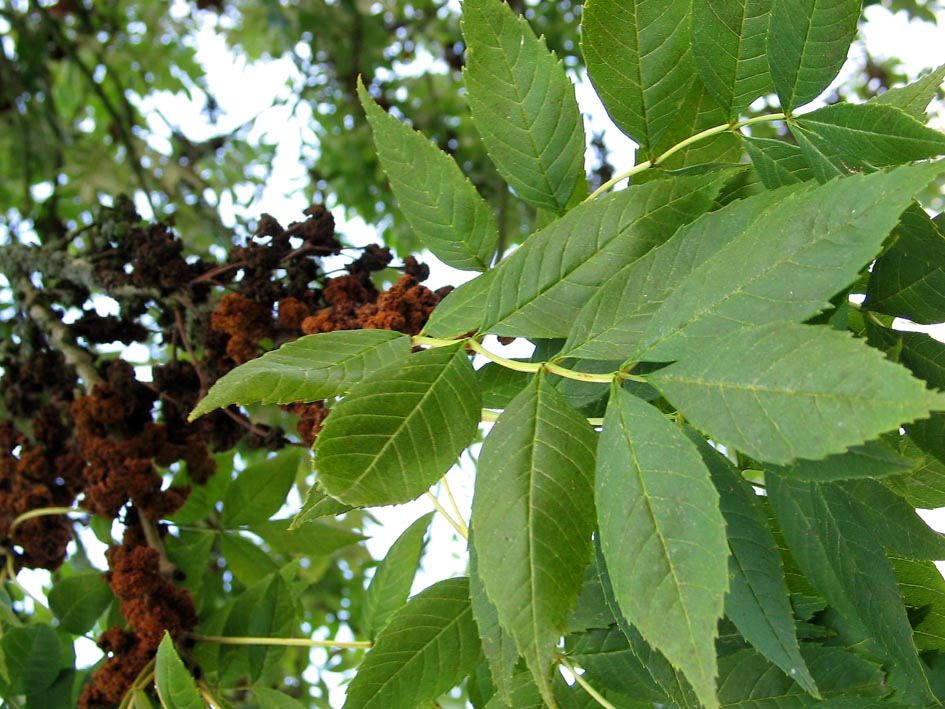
top-left (315, 344), bottom-right (480, 506)
top-left (155, 632), bottom-right (204, 709)
top-left (190, 330), bottom-right (411, 420)
top-left (222, 447), bottom-right (303, 527)
top-left (48, 573), bottom-right (114, 635)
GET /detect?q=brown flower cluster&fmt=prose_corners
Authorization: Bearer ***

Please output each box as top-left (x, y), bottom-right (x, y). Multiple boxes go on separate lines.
top-left (79, 523), bottom-right (198, 708)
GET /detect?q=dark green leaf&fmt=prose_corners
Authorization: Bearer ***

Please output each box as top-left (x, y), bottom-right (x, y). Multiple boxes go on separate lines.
top-left (451, 171), bottom-right (727, 339)
top-left (868, 205), bottom-right (945, 325)
top-left (743, 137), bottom-right (816, 188)
top-left (478, 362), bottom-right (532, 409)
top-left (48, 572), bottom-right (114, 635)
top-left (871, 64), bottom-right (945, 120)
top-left (766, 475), bottom-right (934, 703)
top-left (689, 432), bottom-right (818, 697)
top-left (462, 0), bottom-right (587, 213)
top-left (421, 268), bottom-right (496, 339)
top-left (362, 512), bottom-right (434, 638)
top-left (343, 577), bottom-right (481, 708)
top-left (885, 432), bottom-right (945, 508)
top-left (691, 0), bottom-right (774, 119)
top-left (791, 103), bottom-right (945, 174)
top-left (651, 323), bottom-right (945, 464)
top-left (766, 0), bottom-right (860, 111)
top-left (718, 646), bottom-right (889, 706)
top-left (568, 625), bottom-right (667, 702)
top-left (190, 330), bottom-right (411, 420)
top-left (770, 438), bottom-right (916, 482)
top-left (220, 532), bottom-right (279, 586)
top-left (222, 447), bottom-right (303, 527)
top-left (582, 0), bottom-right (698, 154)
top-left (472, 373), bottom-right (597, 704)
top-left (164, 530), bottom-right (215, 600)
top-left (358, 79), bottom-right (498, 270)
top-left (155, 632), bottom-right (203, 709)
top-left (315, 344), bottom-right (480, 506)
top-left (638, 164), bottom-right (945, 360)
top-left (891, 556), bottom-right (945, 652)
top-left (596, 387), bottom-right (728, 709)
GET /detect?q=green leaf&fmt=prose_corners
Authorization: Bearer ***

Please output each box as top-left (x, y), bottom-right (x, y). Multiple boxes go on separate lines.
top-left (362, 512), bottom-right (434, 638)
top-left (1, 624), bottom-right (62, 696)
top-left (222, 447), bottom-right (303, 527)
top-left (582, 0), bottom-right (698, 154)
top-left (871, 64), bottom-right (945, 120)
top-left (868, 204), bottom-right (945, 325)
top-left (358, 80), bottom-right (498, 270)
top-left (164, 530), bottom-right (215, 600)
top-left (250, 518), bottom-right (365, 557)
top-left (472, 373), bottom-right (597, 705)
top-left (48, 572), bottom-right (114, 635)
top-left (688, 432), bottom-right (818, 698)
top-left (314, 344), bottom-right (480, 506)
top-left (691, 0), bottom-right (774, 119)
top-left (254, 687), bottom-right (307, 709)
top-left (717, 646), bottom-right (890, 706)
top-left (770, 438), bottom-right (916, 482)
top-left (155, 632), bottom-right (203, 709)
top-left (220, 532), bottom-right (279, 586)
top-left (891, 556), bottom-right (945, 652)
top-left (837, 479), bottom-right (945, 560)
top-left (790, 103), bottom-right (945, 174)
top-left (290, 481), bottom-right (356, 529)
top-left (596, 387), bottom-right (728, 709)
top-left (422, 267), bottom-right (496, 338)
top-left (568, 625), bottom-right (667, 702)
top-left (651, 323), bottom-right (944, 464)
top-left (766, 475), bottom-right (934, 703)
top-left (766, 0), bottom-right (860, 111)
top-left (478, 362), bottom-right (532, 409)
top-left (561, 181), bottom-right (807, 361)
top-left (469, 539), bottom-right (519, 705)
top-left (462, 0), bottom-right (587, 214)
top-left (885, 433), bottom-right (945, 509)
top-left (190, 330), bottom-right (411, 420)
top-left (343, 577), bottom-right (481, 708)
top-left (743, 137), bottom-right (816, 188)
top-left (637, 164), bottom-right (945, 361)
top-left (465, 171), bottom-right (727, 339)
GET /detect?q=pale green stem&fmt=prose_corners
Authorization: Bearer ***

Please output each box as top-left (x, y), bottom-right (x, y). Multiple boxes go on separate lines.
top-left (465, 338), bottom-right (543, 373)
top-left (425, 490), bottom-right (469, 540)
top-left (190, 634), bottom-right (371, 650)
top-left (584, 112), bottom-right (789, 202)
top-left (3, 549), bottom-right (51, 614)
top-left (559, 656), bottom-right (619, 709)
top-left (439, 476), bottom-right (468, 537)
top-left (482, 408), bottom-right (602, 427)
top-left (8, 506), bottom-right (81, 536)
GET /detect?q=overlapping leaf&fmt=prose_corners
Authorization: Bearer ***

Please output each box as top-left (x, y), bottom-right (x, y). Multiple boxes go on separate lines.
top-left (358, 80), bottom-right (498, 270)
top-left (790, 103), bottom-right (945, 176)
top-left (766, 475), bottom-right (934, 703)
top-left (469, 541), bottom-right (519, 705)
top-left (651, 323), bottom-right (945, 464)
top-left (362, 512), bottom-right (433, 638)
top-left (428, 171), bottom-right (727, 339)
top-left (770, 438), bottom-right (915, 482)
top-left (871, 64), bottom-right (945, 120)
top-left (636, 163), bottom-right (945, 361)
top-left (190, 330), bottom-right (411, 420)
top-left (472, 373), bottom-right (597, 705)
top-left (868, 205), bottom-right (945, 325)
top-left (462, 0), bottom-right (586, 213)
top-left (561, 182), bottom-right (808, 361)
top-left (314, 344), bottom-right (480, 506)
top-left (766, 0), bottom-right (860, 111)
top-left (222, 447), bottom-right (303, 527)
top-left (582, 0), bottom-right (698, 154)
top-left (891, 556), bottom-right (945, 652)
top-left (743, 137), bottom-right (816, 188)
top-left (343, 577), bottom-right (481, 708)
top-left (596, 387), bottom-right (728, 709)
top-left (691, 0), bottom-right (774, 119)
top-left (689, 431), bottom-right (818, 697)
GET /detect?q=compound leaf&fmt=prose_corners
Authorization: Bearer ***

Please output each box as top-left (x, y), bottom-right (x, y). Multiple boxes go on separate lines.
top-left (462, 0), bottom-right (587, 213)
top-left (315, 344), bottom-right (480, 506)
top-left (472, 373), bottom-right (597, 705)
top-left (596, 387), bottom-right (728, 709)
top-left (190, 330), bottom-right (411, 420)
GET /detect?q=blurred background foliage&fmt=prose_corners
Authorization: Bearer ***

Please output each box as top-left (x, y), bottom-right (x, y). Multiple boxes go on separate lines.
top-left (2, 0), bottom-right (940, 260)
